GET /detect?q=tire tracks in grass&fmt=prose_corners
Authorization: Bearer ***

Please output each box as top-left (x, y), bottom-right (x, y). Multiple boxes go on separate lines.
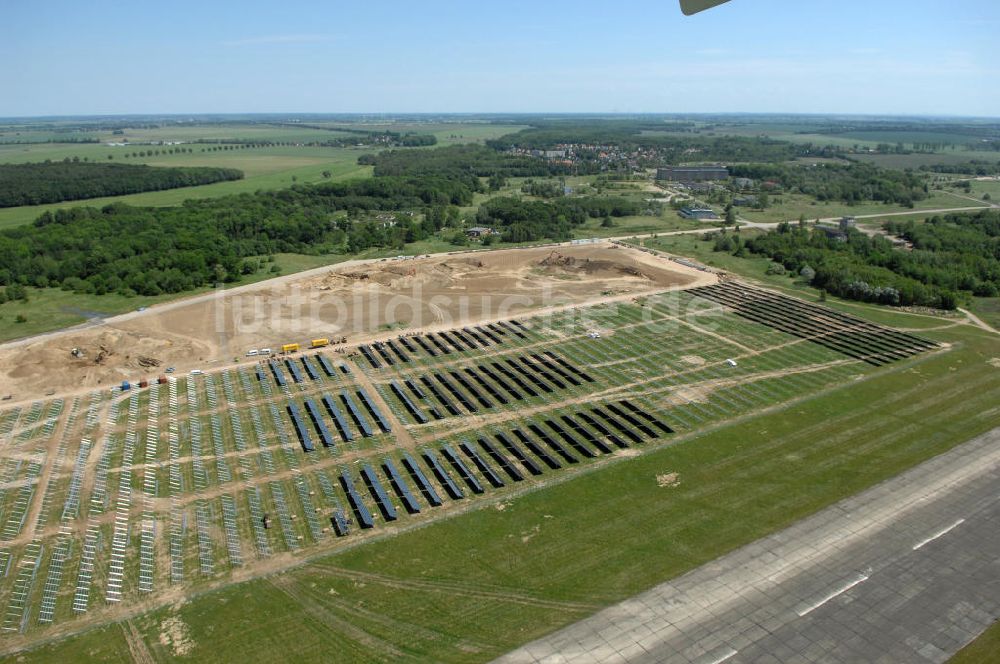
top-left (302, 564), bottom-right (601, 614)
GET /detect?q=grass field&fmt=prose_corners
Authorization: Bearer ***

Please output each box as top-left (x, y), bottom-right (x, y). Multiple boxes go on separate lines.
top-left (0, 122), bottom-right (526, 229)
top-left (734, 189), bottom-right (983, 224)
top-left (950, 620), bottom-right (1000, 664)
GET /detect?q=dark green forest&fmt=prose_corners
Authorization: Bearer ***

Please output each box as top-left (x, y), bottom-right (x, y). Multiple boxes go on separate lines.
top-left (0, 176), bottom-right (472, 297)
top-left (361, 144), bottom-right (567, 185)
top-left (0, 161), bottom-right (244, 207)
top-left (475, 196), bottom-right (642, 242)
top-left (715, 210), bottom-right (1000, 309)
top-left (728, 162), bottom-right (928, 206)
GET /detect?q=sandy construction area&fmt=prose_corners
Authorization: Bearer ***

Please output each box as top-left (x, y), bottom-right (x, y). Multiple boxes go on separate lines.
top-left (0, 242), bottom-right (712, 401)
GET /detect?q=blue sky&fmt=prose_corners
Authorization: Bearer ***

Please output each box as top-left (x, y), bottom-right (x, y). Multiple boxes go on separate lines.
top-left (3, 0), bottom-right (998, 117)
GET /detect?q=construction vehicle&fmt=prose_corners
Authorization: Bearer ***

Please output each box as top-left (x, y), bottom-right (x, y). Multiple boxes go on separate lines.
top-left (157, 376), bottom-right (168, 384)
top-left (282, 343), bottom-right (300, 353)
top-left (311, 338), bottom-right (329, 349)
top-left (121, 380), bottom-right (131, 391)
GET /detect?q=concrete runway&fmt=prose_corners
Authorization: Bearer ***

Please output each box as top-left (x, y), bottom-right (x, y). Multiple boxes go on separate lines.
top-left (496, 428), bottom-right (1000, 664)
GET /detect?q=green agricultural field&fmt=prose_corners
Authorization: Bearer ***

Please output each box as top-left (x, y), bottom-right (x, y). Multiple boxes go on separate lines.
top-left (0, 146), bottom-right (374, 229)
top-left (849, 150), bottom-right (992, 170)
top-left (969, 178), bottom-right (1000, 202)
top-left (0, 122), bottom-right (526, 229)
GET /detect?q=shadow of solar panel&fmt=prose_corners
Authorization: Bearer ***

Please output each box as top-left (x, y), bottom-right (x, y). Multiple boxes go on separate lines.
top-left (441, 444), bottom-right (485, 494)
top-left (402, 453), bottom-right (443, 507)
top-left (382, 459), bottom-right (421, 514)
top-left (460, 440), bottom-right (506, 488)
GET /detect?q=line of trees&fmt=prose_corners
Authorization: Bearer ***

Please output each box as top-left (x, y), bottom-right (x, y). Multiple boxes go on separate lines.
top-left (719, 215), bottom-right (1000, 309)
top-left (728, 162), bottom-right (928, 207)
top-left (0, 161), bottom-right (244, 207)
top-left (475, 195), bottom-right (641, 242)
top-left (0, 176), bottom-right (474, 297)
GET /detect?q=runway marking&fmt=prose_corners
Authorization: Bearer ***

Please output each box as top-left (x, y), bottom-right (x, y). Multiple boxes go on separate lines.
top-left (913, 518), bottom-right (965, 550)
top-left (797, 573), bottom-right (869, 617)
top-left (702, 648), bottom-right (738, 664)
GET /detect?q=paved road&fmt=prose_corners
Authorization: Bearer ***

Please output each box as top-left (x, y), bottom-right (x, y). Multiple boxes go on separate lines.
top-left (496, 429), bottom-right (1000, 664)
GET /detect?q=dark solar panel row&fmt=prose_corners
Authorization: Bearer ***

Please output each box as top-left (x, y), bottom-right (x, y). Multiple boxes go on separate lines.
top-left (464, 327), bottom-right (490, 347)
top-left (321, 394), bottom-right (354, 442)
top-left (577, 411), bottom-right (628, 449)
top-left (317, 354), bottom-right (337, 377)
top-left (413, 335), bottom-right (438, 357)
top-left (528, 423), bottom-right (577, 463)
top-left (448, 329), bottom-right (476, 350)
top-left (505, 358), bottom-right (552, 394)
top-left (439, 331), bottom-right (468, 352)
top-left (339, 362), bottom-right (351, 374)
top-left (492, 361), bottom-right (537, 397)
top-left (427, 333), bottom-right (452, 355)
top-left (477, 364), bottom-right (521, 401)
top-left (441, 444), bottom-right (485, 494)
top-left (466, 367), bottom-right (508, 405)
top-left (382, 459), bottom-right (421, 514)
top-left (560, 414), bottom-right (612, 454)
top-left (402, 453), bottom-right (443, 506)
top-left (421, 450), bottom-right (464, 499)
top-left (435, 373), bottom-right (476, 413)
top-left (356, 388), bottom-right (392, 433)
top-left (398, 336), bottom-right (417, 354)
top-left (480, 325), bottom-right (504, 344)
top-left (359, 345), bottom-right (381, 369)
top-left (495, 432), bottom-right (544, 475)
top-left (545, 419), bottom-right (596, 458)
top-left (286, 403), bottom-right (314, 452)
top-left (340, 390), bottom-right (374, 437)
top-left (386, 340), bottom-right (409, 363)
top-left (420, 375), bottom-right (460, 416)
top-left (301, 356), bottom-right (320, 381)
top-left (372, 342), bottom-right (395, 366)
top-left (330, 510), bottom-right (350, 536)
top-left (532, 353), bottom-right (580, 386)
top-left (255, 365), bottom-right (267, 382)
top-left (591, 406), bottom-right (643, 444)
top-left (619, 400), bottom-right (674, 434)
top-left (459, 441), bottom-right (506, 488)
top-left (361, 464), bottom-right (398, 522)
top-left (513, 429), bottom-right (561, 469)
top-left (339, 471), bottom-right (374, 529)
top-left (477, 438), bottom-right (524, 482)
top-left (605, 402), bottom-right (657, 438)
top-left (304, 398), bottom-right (336, 448)
top-left (284, 358), bottom-right (305, 384)
top-left (500, 320), bottom-right (528, 339)
top-left (487, 322), bottom-right (507, 337)
top-left (545, 351), bottom-right (595, 383)
top-left (449, 370), bottom-right (492, 409)
top-left (405, 377), bottom-right (425, 399)
top-left (390, 380), bottom-right (428, 424)
top-left (269, 360), bottom-right (287, 387)
top-left (522, 356), bottom-right (565, 389)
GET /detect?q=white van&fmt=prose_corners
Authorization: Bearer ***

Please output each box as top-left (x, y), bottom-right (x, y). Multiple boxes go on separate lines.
top-left (260, 348), bottom-right (273, 355)
top-left (246, 349), bottom-right (259, 357)
top-left (190, 369), bottom-right (204, 375)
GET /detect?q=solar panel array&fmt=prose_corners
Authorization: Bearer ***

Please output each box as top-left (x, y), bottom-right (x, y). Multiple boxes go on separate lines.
top-left (689, 282), bottom-right (937, 365)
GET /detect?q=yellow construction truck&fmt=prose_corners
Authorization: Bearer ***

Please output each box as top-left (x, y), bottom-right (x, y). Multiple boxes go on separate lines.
top-left (310, 338), bottom-right (330, 349)
top-left (281, 343), bottom-right (300, 353)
